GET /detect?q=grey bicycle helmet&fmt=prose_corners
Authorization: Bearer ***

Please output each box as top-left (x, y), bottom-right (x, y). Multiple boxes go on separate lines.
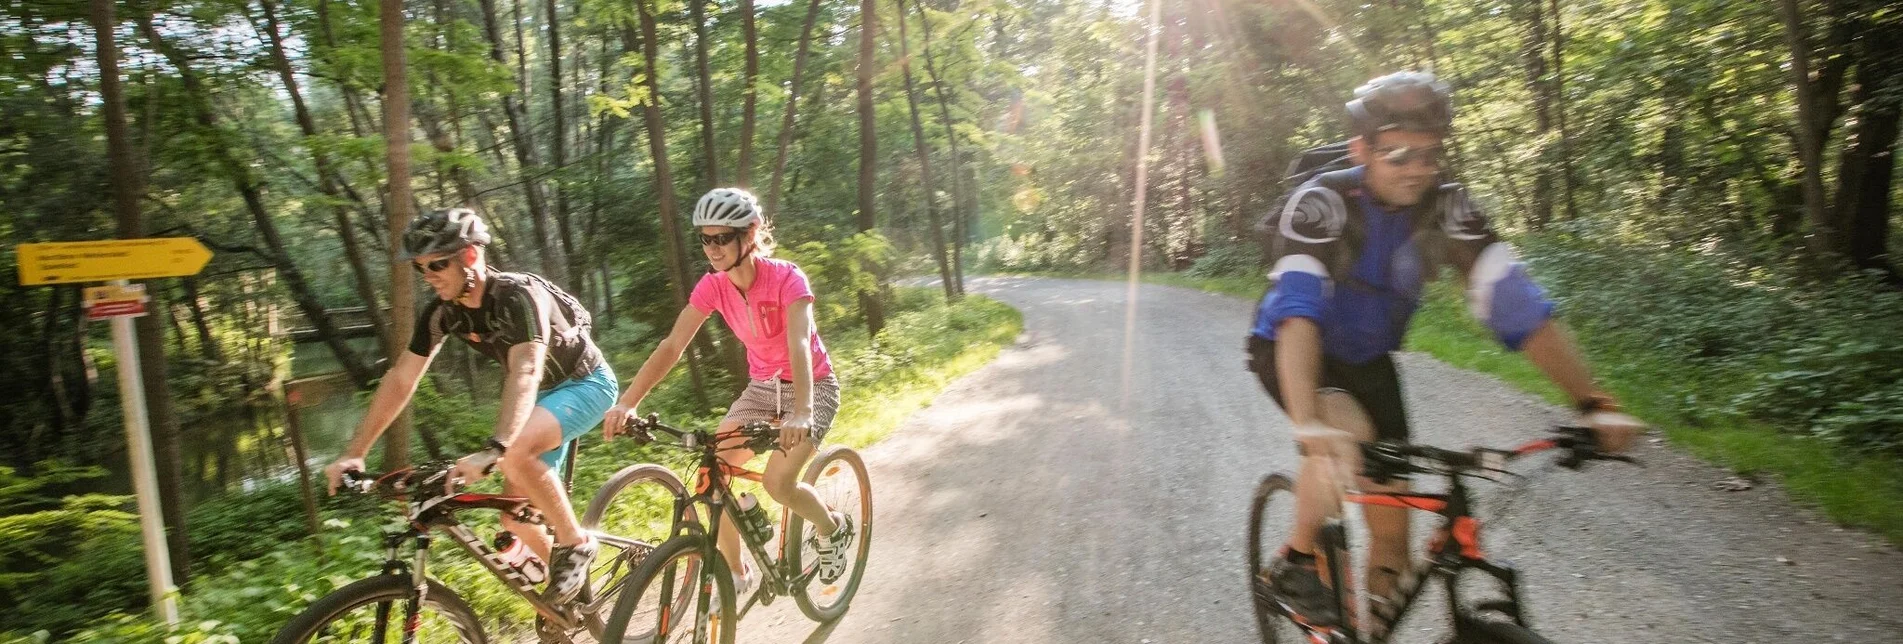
top-left (1346, 71), bottom-right (1453, 136)
top-left (402, 208), bottom-right (491, 259)
top-left (692, 188), bottom-right (763, 229)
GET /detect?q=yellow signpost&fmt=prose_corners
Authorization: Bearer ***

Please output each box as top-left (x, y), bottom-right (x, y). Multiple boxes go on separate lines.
top-left (13, 237), bottom-right (214, 626)
top-left (15, 237), bottom-right (213, 286)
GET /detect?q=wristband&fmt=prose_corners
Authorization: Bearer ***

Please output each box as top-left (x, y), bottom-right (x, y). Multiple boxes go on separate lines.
top-left (485, 438), bottom-right (510, 455)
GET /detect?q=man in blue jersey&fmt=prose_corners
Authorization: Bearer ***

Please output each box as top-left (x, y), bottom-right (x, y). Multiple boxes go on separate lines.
top-left (1248, 72), bottom-right (1646, 627)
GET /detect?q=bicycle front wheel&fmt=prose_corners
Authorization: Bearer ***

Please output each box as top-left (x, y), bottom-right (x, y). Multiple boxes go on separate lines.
top-left (270, 574), bottom-right (485, 644)
top-left (1247, 473), bottom-right (1317, 644)
top-left (784, 445), bottom-right (872, 623)
top-left (600, 535), bottom-right (736, 644)
top-left (1448, 618), bottom-right (1556, 644)
top-left (581, 463), bottom-right (696, 642)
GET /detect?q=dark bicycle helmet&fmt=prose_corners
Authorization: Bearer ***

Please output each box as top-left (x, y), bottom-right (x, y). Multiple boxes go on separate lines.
top-left (401, 208), bottom-right (492, 259)
top-left (1346, 72), bottom-right (1453, 136)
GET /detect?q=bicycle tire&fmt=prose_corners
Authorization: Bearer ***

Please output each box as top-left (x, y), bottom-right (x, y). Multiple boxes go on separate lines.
top-left (1448, 618), bottom-right (1556, 644)
top-left (784, 445), bottom-right (872, 623)
top-left (270, 574), bottom-right (485, 644)
top-left (1248, 473), bottom-right (1313, 644)
top-left (580, 463), bottom-right (694, 642)
top-left (599, 534), bottom-right (736, 644)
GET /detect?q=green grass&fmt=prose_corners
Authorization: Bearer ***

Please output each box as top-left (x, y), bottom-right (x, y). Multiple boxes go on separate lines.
top-left (1135, 270), bottom-right (1903, 544)
top-left (824, 293), bottom-right (1023, 448)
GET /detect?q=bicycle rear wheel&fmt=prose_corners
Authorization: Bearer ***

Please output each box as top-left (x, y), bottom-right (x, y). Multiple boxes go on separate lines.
top-left (270, 574), bottom-right (484, 644)
top-left (1249, 472), bottom-right (1339, 644)
top-left (785, 445), bottom-right (872, 622)
top-left (581, 463), bottom-right (695, 642)
top-left (600, 535), bottom-right (736, 644)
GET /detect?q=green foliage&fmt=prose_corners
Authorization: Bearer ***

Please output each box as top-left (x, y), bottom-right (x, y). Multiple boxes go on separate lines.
top-left (778, 231), bottom-right (896, 331)
top-left (1524, 233), bottom-right (1903, 453)
top-left (971, 231), bottom-right (1106, 274)
top-left (1185, 243), bottom-right (1263, 279)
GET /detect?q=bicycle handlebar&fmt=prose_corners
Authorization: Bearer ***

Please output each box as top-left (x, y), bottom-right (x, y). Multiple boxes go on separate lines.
top-left (1360, 425), bottom-right (1638, 482)
top-left (623, 413), bottom-right (782, 453)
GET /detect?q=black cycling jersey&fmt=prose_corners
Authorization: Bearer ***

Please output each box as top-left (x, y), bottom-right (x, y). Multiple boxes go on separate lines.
top-left (408, 271), bottom-right (603, 391)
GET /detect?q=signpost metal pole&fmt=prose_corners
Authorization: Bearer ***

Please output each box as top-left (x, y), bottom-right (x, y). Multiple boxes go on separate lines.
top-left (106, 278), bottom-right (179, 624)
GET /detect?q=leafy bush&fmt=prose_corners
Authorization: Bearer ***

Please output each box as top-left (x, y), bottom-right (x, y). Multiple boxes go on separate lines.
top-left (971, 231), bottom-right (1105, 274)
top-left (1185, 243), bottom-right (1263, 279)
top-left (1522, 232), bottom-right (1903, 453)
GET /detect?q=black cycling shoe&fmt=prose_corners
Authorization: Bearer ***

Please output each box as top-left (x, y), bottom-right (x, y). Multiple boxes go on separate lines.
top-left (542, 536), bottom-right (599, 605)
top-left (1259, 550), bottom-right (1341, 628)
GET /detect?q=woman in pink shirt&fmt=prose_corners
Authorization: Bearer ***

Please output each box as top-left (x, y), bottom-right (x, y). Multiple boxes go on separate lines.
top-left (603, 187), bottom-right (852, 596)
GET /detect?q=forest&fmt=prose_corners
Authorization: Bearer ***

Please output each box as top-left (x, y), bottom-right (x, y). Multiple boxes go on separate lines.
top-left (2, 0), bottom-right (1899, 639)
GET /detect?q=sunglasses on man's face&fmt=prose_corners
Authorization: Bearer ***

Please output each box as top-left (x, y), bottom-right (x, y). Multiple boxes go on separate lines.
top-left (1375, 145), bottom-right (1447, 169)
top-left (413, 256), bottom-right (457, 274)
top-left (699, 231), bottom-right (742, 247)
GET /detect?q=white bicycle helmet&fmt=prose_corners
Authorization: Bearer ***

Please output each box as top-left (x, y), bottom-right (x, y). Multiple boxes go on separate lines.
top-left (692, 188), bottom-right (763, 229)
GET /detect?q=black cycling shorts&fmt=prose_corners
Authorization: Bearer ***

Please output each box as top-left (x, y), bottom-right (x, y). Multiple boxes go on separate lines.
top-left (1246, 335), bottom-right (1411, 442)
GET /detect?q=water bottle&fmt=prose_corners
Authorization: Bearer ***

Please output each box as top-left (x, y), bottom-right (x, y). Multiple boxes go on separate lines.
top-left (735, 493), bottom-right (775, 545)
top-left (493, 531), bottom-right (548, 584)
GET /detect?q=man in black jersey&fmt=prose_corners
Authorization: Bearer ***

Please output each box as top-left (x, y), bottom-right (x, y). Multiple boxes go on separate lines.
top-left (323, 208), bottom-right (617, 604)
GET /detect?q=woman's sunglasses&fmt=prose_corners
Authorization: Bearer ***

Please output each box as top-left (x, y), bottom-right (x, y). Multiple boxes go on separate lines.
top-left (412, 256), bottom-right (457, 274)
top-left (699, 231), bottom-right (742, 247)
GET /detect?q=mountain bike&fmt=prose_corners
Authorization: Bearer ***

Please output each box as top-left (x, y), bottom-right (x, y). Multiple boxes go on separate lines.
top-left (272, 444), bottom-right (694, 644)
top-left (600, 414), bottom-right (873, 644)
top-left (1248, 426), bottom-right (1637, 644)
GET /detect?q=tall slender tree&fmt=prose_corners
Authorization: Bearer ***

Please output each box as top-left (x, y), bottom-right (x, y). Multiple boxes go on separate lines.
top-left (379, 0), bottom-right (416, 469)
top-left (767, 0), bottom-right (827, 217)
top-left (631, 0), bottom-right (709, 403)
top-left (690, 0), bottom-right (721, 188)
top-left (856, 0), bottom-right (885, 336)
top-left (92, 0), bottom-right (189, 583)
top-left (894, 0), bottom-right (955, 301)
top-left (737, 0), bottom-right (760, 187)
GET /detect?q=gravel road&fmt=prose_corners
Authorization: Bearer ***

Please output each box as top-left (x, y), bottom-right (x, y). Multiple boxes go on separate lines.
top-left (735, 276), bottom-right (1902, 644)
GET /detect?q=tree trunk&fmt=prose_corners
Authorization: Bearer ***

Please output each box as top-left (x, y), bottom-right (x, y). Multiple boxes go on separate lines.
top-left (1777, 0), bottom-right (1835, 255)
top-left (738, 0), bottom-right (760, 187)
top-left (1516, 0), bottom-right (1556, 230)
top-left (258, 0), bottom-right (391, 355)
top-left (629, 2), bottom-right (709, 404)
top-left (915, 0), bottom-right (967, 296)
top-left (95, 0), bottom-right (190, 583)
top-left (1830, 14), bottom-right (1902, 278)
top-left (379, 0), bottom-right (416, 470)
top-left (690, 0), bottom-right (721, 189)
top-left (479, 0), bottom-right (568, 286)
top-left (137, 15), bottom-right (376, 392)
top-left (766, 0), bottom-right (827, 218)
top-left (1547, 0), bottom-right (1579, 222)
top-left (545, 0), bottom-right (578, 284)
top-left (894, 0), bottom-right (956, 301)
top-left (181, 278), bottom-right (220, 361)
top-left (856, 0), bottom-right (885, 336)
top-left (279, 392), bottom-right (322, 544)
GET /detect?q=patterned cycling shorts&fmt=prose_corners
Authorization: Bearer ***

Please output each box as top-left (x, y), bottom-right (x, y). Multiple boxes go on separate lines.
top-left (721, 376), bottom-right (843, 444)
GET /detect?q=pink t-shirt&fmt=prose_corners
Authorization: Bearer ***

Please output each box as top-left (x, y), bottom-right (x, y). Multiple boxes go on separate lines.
top-left (689, 257), bottom-right (834, 381)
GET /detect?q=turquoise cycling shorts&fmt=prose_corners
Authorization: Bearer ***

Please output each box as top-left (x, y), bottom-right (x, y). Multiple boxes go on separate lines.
top-left (535, 363), bottom-right (618, 474)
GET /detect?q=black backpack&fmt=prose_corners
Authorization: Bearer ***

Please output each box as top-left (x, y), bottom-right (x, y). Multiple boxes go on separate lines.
top-left (1255, 140), bottom-right (1355, 266)
top-left (1254, 140), bottom-right (1454, 285)
top-left (1282, 140), bottom-right (1354, 190)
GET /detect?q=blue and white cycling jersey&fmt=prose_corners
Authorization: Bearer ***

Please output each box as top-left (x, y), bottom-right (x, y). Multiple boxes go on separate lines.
top-left (1250, 166), bottom-right (1554, 365)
